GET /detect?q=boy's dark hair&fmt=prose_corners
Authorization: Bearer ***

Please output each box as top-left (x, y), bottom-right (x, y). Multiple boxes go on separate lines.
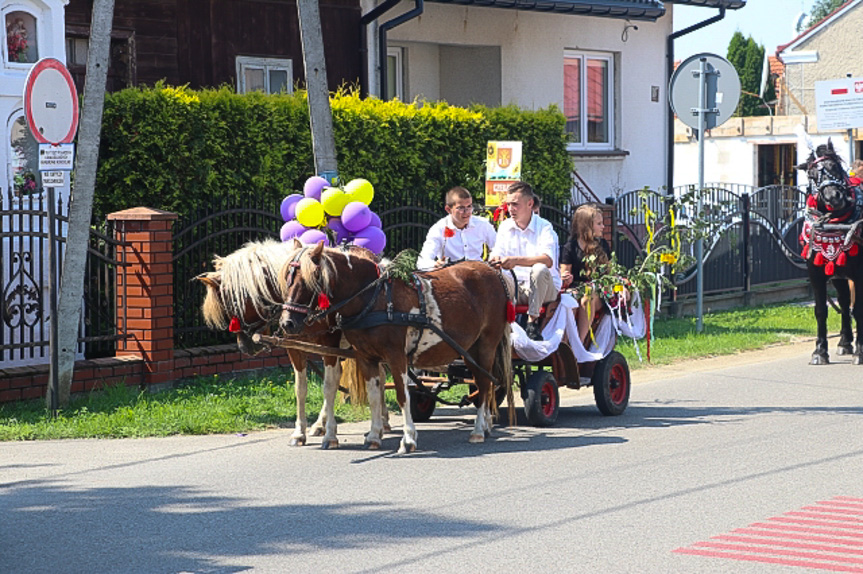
top-left (445, 186), bottom-right (472, 207)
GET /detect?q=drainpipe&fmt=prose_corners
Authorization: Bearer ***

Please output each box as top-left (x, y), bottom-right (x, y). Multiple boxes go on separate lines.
top-left (378, 0), bottom-right (424, 99)
top-left (360, 0), bottom-right (401, 97)
top-left (666, 6), bottom-right (725, 196)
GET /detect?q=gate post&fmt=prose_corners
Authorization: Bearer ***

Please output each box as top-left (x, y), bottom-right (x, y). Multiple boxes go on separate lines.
top-left (107, 207), bottom-right (178, 387)
top-left (741, 193), bottom-right (751, 305)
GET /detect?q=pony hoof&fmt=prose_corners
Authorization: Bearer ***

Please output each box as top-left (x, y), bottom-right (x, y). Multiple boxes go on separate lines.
top-left (838, 345), bottom-right (853, 356)
top-left (469, 433), bottom-right (486, 444)
top-left (289, 436), bottom-right (306, 447)
top-left (320, 439), bottom-right (339, 450)
top-left (810, 354), bottom-right (830, 365)
top-left (310, 426), bottom-right (325, 437)
top-left (365, 441), bottom-right (381, 450)
top-left (397, 442), bottom-right (417, 454)
top-left (383, 424), bottom-right (392, 433)
top-left (853, 355), bottom-right (863, 366)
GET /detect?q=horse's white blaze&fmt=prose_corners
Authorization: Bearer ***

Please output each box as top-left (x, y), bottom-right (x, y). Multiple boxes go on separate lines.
top-left (405, 277), bottom-right (445, 363)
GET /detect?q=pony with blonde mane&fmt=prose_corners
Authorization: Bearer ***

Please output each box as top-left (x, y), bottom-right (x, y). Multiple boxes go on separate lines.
top-left (279, 242), bottom-right (513, 454)
top-left (198, 239), bottom-right (384, 449)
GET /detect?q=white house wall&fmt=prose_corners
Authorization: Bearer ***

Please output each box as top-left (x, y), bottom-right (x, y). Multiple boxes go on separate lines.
top-left (364, 1), bottom-right (674, 201)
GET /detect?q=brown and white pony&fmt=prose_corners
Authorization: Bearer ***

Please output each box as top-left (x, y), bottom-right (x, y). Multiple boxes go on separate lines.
top-left (198, 239), bottom-right (381, 448)
top-left (278, 242), bottom-right (513, 454)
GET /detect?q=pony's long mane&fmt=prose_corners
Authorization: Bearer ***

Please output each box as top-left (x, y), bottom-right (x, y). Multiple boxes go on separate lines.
top-left (204, 239), bottom-right (296, 329)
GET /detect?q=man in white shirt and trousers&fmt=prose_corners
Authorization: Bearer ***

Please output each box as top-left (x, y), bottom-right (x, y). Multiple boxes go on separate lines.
top-left (417, 186), bottom-right (497, 270)
top-left (490, 182), bottom-right (561, 341)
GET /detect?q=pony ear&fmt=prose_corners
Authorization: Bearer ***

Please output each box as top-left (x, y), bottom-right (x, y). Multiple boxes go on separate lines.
top-left (827, 138), bottom-right (834, 153)
top-left (291, 238), bottom-right (302, 249)
top-left (195, 272), bottom-right (220, 290)
top-left (310, 240), bottom-right (325, 261)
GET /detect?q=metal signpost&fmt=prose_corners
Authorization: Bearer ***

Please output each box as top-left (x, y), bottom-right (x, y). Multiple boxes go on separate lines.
top-left (669, 53), bottom-right (740, 332)
top-left (23, 58), bottom-right (79, 413)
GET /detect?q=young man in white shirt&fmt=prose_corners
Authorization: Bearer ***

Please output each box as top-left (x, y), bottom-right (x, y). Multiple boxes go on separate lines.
top-left (489, 182), bottom-right (561, 341)
top-left (417, 186), bottom-right (497, 270)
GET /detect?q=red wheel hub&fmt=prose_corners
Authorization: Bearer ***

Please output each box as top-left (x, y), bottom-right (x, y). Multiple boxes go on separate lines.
top-left (541, 380), bottom-right (557, 417)
top-left (609, 364), bottom-right (628, 404)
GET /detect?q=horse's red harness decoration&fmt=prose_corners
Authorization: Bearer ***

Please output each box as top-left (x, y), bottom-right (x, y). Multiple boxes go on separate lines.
top-left (800, 181), bottom-right (863, 276)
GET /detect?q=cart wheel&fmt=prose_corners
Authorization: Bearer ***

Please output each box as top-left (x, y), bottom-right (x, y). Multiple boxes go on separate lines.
top-left (469, 384), bottom-right (507, 409)
top-left (523, 371), bottom-right (559, 427)
top-left (591, 350), bottom-right (630, 416)
top-left (409, 388), bottom-right (436, 423)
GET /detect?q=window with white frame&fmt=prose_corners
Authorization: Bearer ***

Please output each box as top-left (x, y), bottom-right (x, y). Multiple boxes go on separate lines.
top-left (386, 46), bottom-right (404, 101)
top-left (236, 56), bottom-right (292, 94)
top-left (564, 51), bottom-right (614, 150)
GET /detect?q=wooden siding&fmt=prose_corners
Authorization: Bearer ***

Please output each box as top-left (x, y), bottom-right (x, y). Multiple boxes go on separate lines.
top-left (65, 0), bottom-right (362, 91)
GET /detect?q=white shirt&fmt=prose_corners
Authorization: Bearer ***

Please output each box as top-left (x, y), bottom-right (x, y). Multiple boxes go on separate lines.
top-left (417, 214), bottom-right (497, 270)
top-left (491, 214), bottom-right (562, 290)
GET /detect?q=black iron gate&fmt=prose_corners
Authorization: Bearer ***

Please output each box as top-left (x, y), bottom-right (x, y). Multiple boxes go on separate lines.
top-left (612, 184), bottom-right (808, 296)
top-left (1, 189), bottom-right (127, 364)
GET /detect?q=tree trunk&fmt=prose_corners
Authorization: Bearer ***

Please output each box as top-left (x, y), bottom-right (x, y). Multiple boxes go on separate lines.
top-left (297, 0), bottom-right (338, 179)
top-left (48, 0), bottom-right (115, 408)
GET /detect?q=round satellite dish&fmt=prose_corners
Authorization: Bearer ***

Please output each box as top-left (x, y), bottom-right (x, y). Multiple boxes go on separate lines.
top-left (669, 52), bottom-right (741, 131)
top-left (23, 58), bottom-right (80, 145)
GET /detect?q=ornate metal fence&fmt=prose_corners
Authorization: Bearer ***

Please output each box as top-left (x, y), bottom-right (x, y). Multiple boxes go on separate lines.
top-left (1, 189), bottom-right (127, 365)
top-left (613, 183), bottom-right (808, 296)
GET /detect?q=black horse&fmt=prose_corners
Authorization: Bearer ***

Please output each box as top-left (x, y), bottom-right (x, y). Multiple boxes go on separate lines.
top-left (797, 139), bottom-right (863, 365)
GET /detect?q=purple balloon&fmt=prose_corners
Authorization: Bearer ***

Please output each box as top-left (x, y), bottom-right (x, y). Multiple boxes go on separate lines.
top-left (351, 226), bottom-right (386, 254)
top-left (326, 217), bottom-right (349, 244)
top-left (368, 211), bottom-right (382, 228)
top-left (280, 220), bottom-right (307, 241)
top-left (299, 228), bottom-right (330, 246)
top-left (280, 194), bottom-right (303, 222)
top-left (342, 201), bottom-right (372, 232)
top-left (303, 176), bottom-right (330, 201)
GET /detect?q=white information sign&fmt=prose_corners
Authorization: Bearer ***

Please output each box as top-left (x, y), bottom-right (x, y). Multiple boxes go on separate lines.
top-left (41, 171), bottom-right (67, 187)
top-left (39, 143), bottom-right (75, 171)
top-left (815, 77), bottom-right (863, 130)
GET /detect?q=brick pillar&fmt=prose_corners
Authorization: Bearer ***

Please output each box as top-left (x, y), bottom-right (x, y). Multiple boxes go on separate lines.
top-left (107, 207), bottom-right (178, 386)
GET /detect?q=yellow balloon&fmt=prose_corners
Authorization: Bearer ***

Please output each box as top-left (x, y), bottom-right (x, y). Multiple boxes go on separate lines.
top-left (321, 187), bottom-right (348, 216)
top-left (345, 178), bottom-right (374, 205)
top-left (295, 197), bottom-right (325, 227)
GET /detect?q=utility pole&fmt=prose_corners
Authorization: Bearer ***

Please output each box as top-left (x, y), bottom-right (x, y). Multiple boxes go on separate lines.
top-left (296, 0), bottom-right (338, 182)
top-left (49, 0), bottom-right (115, 408)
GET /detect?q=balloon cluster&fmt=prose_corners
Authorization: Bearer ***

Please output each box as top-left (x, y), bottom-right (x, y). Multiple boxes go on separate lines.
top-left (279, 176), bottom-right (387, 254)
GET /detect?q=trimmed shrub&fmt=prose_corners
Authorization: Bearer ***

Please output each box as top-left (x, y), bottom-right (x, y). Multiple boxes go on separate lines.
top-left (94, 85), bottom-right (571, 219)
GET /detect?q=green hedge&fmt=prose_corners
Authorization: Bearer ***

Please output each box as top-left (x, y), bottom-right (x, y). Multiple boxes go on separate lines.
top-left (94, 85), bottom-right (572, 219)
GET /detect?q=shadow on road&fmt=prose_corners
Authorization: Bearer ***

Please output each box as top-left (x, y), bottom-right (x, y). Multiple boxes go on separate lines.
top-left (1, 480), bottom-right (504, 574)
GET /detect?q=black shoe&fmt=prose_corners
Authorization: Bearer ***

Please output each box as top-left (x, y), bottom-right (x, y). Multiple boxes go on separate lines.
top-left (526, 322), bottom-right (543, 341)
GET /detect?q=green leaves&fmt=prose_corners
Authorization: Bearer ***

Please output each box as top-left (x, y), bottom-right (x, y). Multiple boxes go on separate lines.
top-left (94, 86), bottom-right (570, 222)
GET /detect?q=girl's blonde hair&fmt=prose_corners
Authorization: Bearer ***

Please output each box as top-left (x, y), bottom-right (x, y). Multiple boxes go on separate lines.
top-left (570, 204), bottom-right (608, 267)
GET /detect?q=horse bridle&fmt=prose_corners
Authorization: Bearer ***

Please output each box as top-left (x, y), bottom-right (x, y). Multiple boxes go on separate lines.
top-left (808, 156), bottom-right (852, 208)
top-left (281, 247), bottom-right (386, 329)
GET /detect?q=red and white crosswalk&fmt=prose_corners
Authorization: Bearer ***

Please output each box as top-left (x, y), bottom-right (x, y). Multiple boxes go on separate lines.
top-left (674, 497), bottom-right (863, 572)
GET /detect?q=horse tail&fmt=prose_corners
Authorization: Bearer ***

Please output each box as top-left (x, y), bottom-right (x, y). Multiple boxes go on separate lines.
top-left (492, 323), bottom-right (515, 427)
top-left (340, 358), bottom-right (368, 405)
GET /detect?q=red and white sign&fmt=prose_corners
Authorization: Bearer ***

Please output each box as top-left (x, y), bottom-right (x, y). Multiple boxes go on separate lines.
top-left (815, 76), bottom-right (863, 131)
top-left (23, 58), bottom-right (79, 145)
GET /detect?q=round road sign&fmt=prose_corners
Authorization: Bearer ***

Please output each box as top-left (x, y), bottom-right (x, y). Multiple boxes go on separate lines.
top-left (669, 52), bottom-right (740, 131)
top-left (23, 58), bottom-right (79, 144)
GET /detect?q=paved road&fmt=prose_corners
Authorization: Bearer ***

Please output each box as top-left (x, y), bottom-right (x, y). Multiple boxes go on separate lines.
top-left (3, 342), bottom-right (863, 574)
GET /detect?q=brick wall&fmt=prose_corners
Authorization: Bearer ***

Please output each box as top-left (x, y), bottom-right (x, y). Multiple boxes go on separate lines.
top-left (0, 206), bottom-right (296, 405)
